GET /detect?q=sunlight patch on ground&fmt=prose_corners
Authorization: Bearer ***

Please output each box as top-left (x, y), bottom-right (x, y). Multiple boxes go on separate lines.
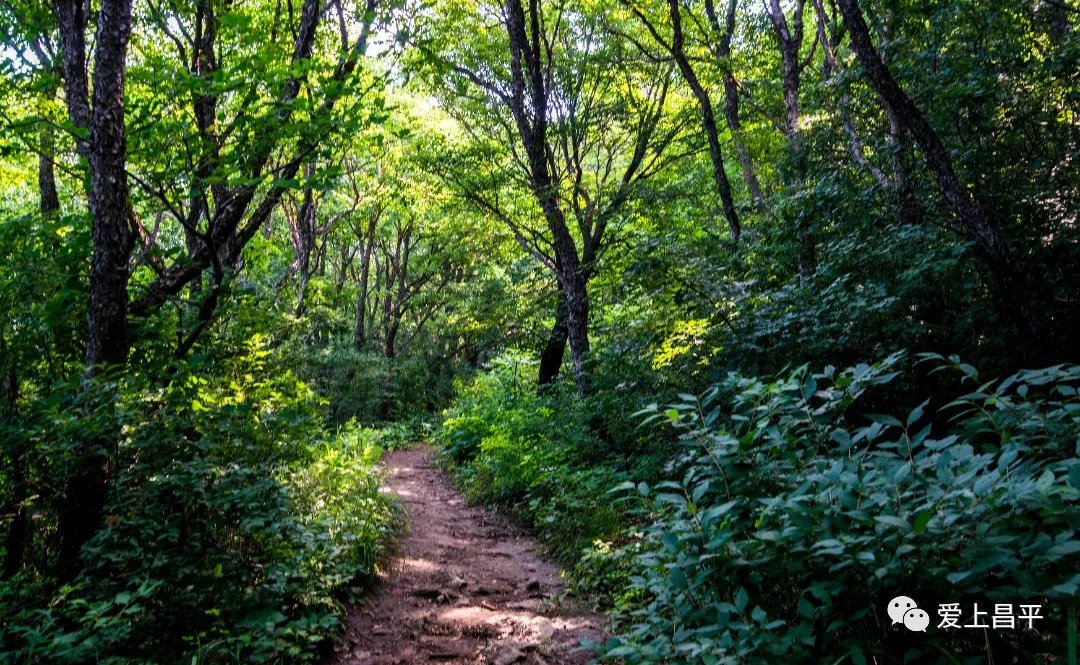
top-left (400, 557), bottom-right (440, 573)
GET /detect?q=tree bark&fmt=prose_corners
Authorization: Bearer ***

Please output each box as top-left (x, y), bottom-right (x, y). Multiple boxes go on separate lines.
top-left (369, 254), bottom-right (381, 343)
top-left (383, 222), bottom-right (412, 360)
top-left (380, 254), bottom-right (394, 356)
top-left (354, 208), bottom-right (380, 350)
top-left (561, 269), bottom-right (590, 391)
top-left (284, 166), bottom-right (318, 316)
top-left (56, 0), bottom-right (134, 582)
top-left (84, 0), bottom-right (135, 371)
top-left (765, 0), bottom-right (816, 279)
top-left (836, 0), bottom-right (1049, 346)
top-left (664, 0), bottom-right (741, 242)
top-left (38, 125), bottom-right (60, 215)
top-left (55, 0), bottom-right (91, 157)
top-left (705, 0), bottom-right (769, 213)
top-left (537, 293), bottom-right (569, 388)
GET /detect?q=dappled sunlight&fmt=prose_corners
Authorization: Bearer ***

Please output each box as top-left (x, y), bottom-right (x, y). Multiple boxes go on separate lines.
top-left (2, 0), bottom-right (1074, 661)
top-left (330, 447), bottom-right (606, 664)
top-left (400, 556), bottom-right (440, 573)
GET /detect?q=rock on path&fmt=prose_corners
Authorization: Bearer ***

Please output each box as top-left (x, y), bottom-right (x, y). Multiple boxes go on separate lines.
top-left (328, 446), bottom-right (606, 665)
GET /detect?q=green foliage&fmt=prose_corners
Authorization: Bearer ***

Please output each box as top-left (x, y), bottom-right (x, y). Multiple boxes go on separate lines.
top-left (603, 355), bottom-right (1079, 664)
top-left (286, 339), bottom-right (457, 425)
top-left (338, 418), bottom-right (435, 452)
top-left (289, 343), bottom-right (397, 424)
top-left (0, 344), bottom-right (399, 664)
top-left (1, 0), bottom-right (1078, 662)
top-left (436, 352), bottom-right (634, 562)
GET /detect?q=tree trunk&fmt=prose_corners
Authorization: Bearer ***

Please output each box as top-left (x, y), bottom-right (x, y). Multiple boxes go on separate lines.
top-left (836, 0), bottom-right (1049, 347)
top-left (705, 0), bottom-right (769, 213)
top-left (537, 294), bottom-right (568, 388)
top-left (353, 210), bottom-right (379, 349)
top-left (664, 0), bottom-right (741, 242)
top-left (562, 268), bottom-right (590, 393)
top-left (384, 318), bottom-right (400, 360)
top-left (503, 0), bottom-right (592, 392)
top-left (881, 104), bottom-right (923, 226)
top-left (55, 0), bottom-right (91, 158)
top-left (815, 0), bottom-right (923, 225)
top-left (293, 181), bottom-right (317, 316)
top-left (368, 254), bottom-right (381, 344)
top-left (722, 77), bottom-right (767, 214)
top-left (380, 257), bottom-right (393, 355)
top-left (57, 0), bottom-right (134, 582)
top-left (38, 126), bottom-right (60, 215)
top-left (765, 0), bottom-right (815, 279)
top-left (84, 1), bottom-right (135, 371)
top-left (876, 15), bottom-right (924, 227)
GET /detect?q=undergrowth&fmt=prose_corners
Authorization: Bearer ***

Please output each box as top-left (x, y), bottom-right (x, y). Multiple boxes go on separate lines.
top-left (437, 351), bottom-right (1080, 663)
top-left (0, 340), bottom-right (402, 664)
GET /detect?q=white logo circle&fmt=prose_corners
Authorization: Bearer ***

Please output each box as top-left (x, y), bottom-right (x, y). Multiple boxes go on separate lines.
top-left (887, 596), bottom-right (918, 625)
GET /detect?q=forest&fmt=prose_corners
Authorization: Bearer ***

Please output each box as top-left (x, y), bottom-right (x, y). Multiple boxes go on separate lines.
top-left (0, 0), bottom-right (1077, 662)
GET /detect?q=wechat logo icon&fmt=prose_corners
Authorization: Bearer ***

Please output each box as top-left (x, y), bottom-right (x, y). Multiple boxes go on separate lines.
top-left (887, 596), bottom-right (929, 632)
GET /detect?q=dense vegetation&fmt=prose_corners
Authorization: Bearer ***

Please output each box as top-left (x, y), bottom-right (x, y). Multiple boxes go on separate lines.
top-left (1, 0), bottom-right (1077, 662)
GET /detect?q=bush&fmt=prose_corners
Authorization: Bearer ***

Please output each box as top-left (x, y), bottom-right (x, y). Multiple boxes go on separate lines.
top-left (603, 354), bottom-right (1079, 664)
top-left (287, 339), bottom-right (457, 425)
top-left (436, 352), bottom-right (633, 562)
top-left (0, 339), bottom-right (400, 664)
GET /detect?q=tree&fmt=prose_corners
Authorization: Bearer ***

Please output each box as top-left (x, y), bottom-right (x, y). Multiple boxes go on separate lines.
top-left (763, 0), bottom-right (818, 279)
top-left (53, 0), bottom-right (135, 580)
top-left (624, 0), bottom-right (742, 242)
top-left (836, 0), bottom-right (1052, 351)
top-left (703, 0), bottom-right (768, 213)
top-left (37, 0), bottom-right (386, 578)
top-left (413, 0), bottom-right (683, 390)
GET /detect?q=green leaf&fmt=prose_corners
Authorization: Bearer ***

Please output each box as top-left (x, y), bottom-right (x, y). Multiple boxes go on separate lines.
top-left (1046, 541), bottom-right (1080, 558)
top-left (1069, 463), bottom-right (1080, 489)
top-left (734, 588), bottom-right (749, 612)
top-left (912, 510), bottom-right (932, 535)
top-left (874, 515), bottom-right (910, 530)
top-left (907, 400), bottom-right (928, 428)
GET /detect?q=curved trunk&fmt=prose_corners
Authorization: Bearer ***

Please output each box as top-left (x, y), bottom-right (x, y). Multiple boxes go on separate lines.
top-left (836, 0), bottom-right (1050, 351)
top-left (665, 0), bottom-right (741, 243)
top-left (706, 0), bottom-right (769, 213)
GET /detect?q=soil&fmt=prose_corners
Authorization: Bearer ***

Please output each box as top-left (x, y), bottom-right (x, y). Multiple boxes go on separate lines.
top-left (328, 446), bottom-right (607, 665)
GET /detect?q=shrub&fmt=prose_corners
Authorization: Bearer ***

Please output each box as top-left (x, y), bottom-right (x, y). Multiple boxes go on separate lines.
top-left (604, 354), bottom-right (1079, 664)
top-left (0, 340), bottom-right (400, 664)
top-left (435, 352), bottom-right (633, 562)
top-left (287, 339), bottom-right (458, 425)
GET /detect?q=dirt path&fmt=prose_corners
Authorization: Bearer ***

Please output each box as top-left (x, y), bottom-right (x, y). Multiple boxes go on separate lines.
top-left (328, 446), bottom-right (606, 665)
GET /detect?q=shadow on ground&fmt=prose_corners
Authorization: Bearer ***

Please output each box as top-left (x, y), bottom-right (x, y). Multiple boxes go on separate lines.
top-left (328, 446), bottom-right (606, 665)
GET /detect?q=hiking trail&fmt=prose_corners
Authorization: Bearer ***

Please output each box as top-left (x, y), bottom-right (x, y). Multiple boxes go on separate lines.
top-left (328, 446), bottom-right (606, 665)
